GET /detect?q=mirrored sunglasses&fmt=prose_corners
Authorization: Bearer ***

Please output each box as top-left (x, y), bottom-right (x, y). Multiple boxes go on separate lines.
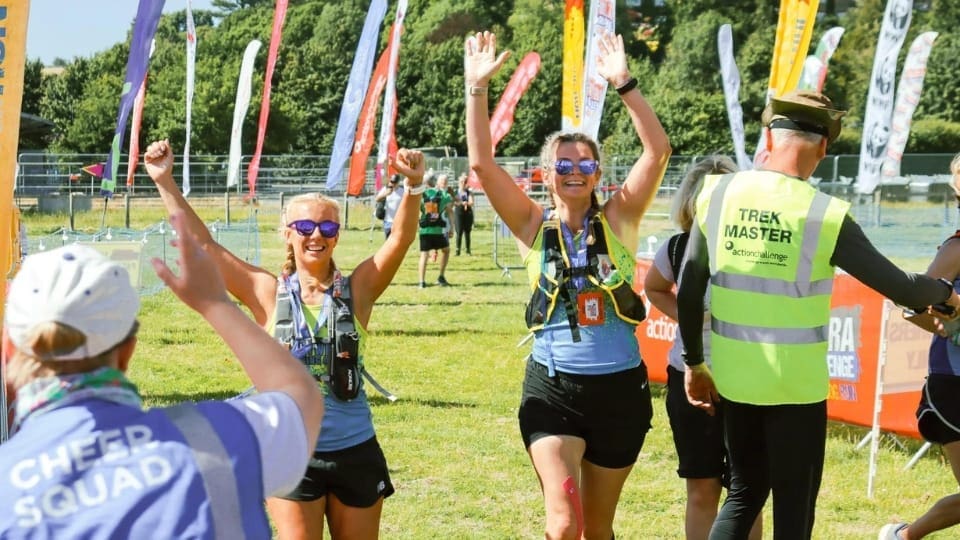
top-left (288, 219), bottom-right (341, 238)
top-left (554, 158), bottom-right (599, 176)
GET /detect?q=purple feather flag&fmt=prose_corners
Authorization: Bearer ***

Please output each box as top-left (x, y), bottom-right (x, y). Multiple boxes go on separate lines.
top-left (101, 0), bottom-right (166, 198)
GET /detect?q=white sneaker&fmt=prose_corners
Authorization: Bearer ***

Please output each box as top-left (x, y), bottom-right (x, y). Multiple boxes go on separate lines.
top-left (878, 523), bottom-right (907, 540)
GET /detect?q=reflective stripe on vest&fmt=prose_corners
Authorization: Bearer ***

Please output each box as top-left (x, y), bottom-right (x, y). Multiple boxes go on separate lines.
top-left (697, 171), bottom-right (849, 404)
top-left (162, 404), bottom-right (245, 540)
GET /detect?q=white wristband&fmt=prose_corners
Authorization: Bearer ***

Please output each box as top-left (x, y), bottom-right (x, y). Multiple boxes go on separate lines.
top-left (407, 184), bottom-right (426, 196)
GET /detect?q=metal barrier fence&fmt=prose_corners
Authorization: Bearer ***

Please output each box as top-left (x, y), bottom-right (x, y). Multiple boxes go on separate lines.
top-left (21, 215), bottom-right (261, 297)
top-left (18, 152), bottom-right (956, 202)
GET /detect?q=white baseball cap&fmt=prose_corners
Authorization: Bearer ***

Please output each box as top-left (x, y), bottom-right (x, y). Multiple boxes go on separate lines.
top-left (5, 244), bottom-right (140, 361)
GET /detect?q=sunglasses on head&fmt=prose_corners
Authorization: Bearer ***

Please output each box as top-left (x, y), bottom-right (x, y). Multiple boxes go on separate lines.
top-left (288, 219), bottom-right (341, 238)
top-left (554, 158), bottom-right (599, 176)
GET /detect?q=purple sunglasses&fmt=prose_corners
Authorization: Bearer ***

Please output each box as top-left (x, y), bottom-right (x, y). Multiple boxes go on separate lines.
top-left (288, 219), bottom-right (341, 238)
top-left (554, 158), bottom-right (599, 175)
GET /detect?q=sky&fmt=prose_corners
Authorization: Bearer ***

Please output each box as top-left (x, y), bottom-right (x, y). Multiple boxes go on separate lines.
top-left (26, 0), bottom-right (216, 66)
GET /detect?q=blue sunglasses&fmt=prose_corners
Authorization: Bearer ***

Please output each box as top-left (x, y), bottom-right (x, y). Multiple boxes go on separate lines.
top-left (288, 219), bottom-right (341, 238)
top-left (554, 158), bottom-right (599, 176)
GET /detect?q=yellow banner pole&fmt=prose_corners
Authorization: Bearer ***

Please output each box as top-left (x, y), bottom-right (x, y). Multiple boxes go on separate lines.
top-left (0, 0), bottom-right (30, 325)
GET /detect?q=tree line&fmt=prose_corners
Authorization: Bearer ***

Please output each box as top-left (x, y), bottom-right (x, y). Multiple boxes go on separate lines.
top-left (19, 0), bottom-right (960, 160)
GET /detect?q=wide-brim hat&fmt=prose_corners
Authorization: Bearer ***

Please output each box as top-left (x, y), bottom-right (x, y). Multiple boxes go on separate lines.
top-left (761, 89), bottom-right (846, 143)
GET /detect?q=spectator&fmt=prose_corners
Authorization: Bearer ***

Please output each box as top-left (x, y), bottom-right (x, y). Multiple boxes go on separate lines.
top-left (375, 174), bottom-right (405, 239)
top-left (0, 214), bottom-right (324, 538)
top-left (454, 173), bottom-right (475, 256)
top-left (644, 155), bottom-right (762, 540)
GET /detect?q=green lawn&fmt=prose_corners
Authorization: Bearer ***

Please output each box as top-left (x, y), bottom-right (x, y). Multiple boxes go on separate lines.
top-left (16, 198), bottom-right (959, 538)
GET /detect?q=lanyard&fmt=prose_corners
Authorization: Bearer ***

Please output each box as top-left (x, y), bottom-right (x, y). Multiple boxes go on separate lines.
top-left (560, 215), bottom-right (591, 291)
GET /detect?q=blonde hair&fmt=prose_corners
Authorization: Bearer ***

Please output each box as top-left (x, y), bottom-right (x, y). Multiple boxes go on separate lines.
top-left (670, 155), bottom-right (738, 232)
top-left (539, 131), bottom-right (603, 212)
top-left (280, 193), bottom-right (341, 276)
top-left (950, 152), bottom-right (960, 197)
top-left (7, 321), bottom-right (137, 388)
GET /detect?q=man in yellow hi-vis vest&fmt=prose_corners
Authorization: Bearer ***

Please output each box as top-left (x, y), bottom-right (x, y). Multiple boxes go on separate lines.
top-left (677, 90), bottom-right (960, 539)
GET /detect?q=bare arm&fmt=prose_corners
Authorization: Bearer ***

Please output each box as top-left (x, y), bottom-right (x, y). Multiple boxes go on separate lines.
top-left (350, 149), bottom-right (426, 327)
top-left (906, 238), bottom-right (960, 335)
top-left (644, 263), bottom-right (678, 322)
top-left (465, 31), bottom-right (543, 253)
top-left (594, 34), bottom-right (672, 248)
top-left (144, 140), bottom-right (277, 325)
top-left (153, 211), bottom-right (323, 453)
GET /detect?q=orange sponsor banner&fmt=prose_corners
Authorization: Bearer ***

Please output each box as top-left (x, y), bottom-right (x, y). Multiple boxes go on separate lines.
top-left (634, 259), bottom-right (925, 439)
top-left (0, 0), bottom-right (30, 324)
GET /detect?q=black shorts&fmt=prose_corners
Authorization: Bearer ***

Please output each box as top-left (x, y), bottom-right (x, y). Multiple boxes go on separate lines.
top-left (917, 374), bottom-right (960, 445)
top-left (666, 365), bottom-right (728, 482)
top-left (518, 359), bottom-right (653, 469)
top-left (419, 233), bottom-right (449, 251)
top-left (281, 436), bottom-right (395, 507)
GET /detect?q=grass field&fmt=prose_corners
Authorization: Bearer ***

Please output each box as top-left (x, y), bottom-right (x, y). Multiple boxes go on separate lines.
top-left (15, 196), bottom-right (960, 538)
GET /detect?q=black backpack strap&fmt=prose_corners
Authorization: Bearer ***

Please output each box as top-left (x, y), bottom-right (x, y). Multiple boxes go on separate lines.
top-left (542, 216), bottom-right (581, 342)
top-left (329, 277), bottom-right (397, 402)
top-left (667, 232), bottom-right (690, 280)
top-left (273, 274), bottom-right (295, 344)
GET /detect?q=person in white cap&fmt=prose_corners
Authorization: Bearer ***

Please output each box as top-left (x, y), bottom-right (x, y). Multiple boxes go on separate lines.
top-left (0, 211), bottom-right (323, 538)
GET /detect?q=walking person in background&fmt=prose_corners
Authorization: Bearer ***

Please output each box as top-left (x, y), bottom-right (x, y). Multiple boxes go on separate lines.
top-left (880, 152), bottom-right (960, 540)
top-left (466, 30), bottom-right (671, 539)
top-left (418, 173), bottom-right (455, 288)
top-left (454, 173), bottom-right (475, 256)
top-left (677, 90), bottom-right (960, 539)
top-left (0, 213), bottom-right (324, 538)
top-left (644, 156), bottom-right (762, 540)
top-left (145, 138), bottom-right (426, 540)
top-left (375, 174), bottom-right (404, 239)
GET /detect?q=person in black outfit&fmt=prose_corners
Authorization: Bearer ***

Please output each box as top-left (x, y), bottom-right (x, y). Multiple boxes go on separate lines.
top-left (454, 173), bottom-right (475, 255)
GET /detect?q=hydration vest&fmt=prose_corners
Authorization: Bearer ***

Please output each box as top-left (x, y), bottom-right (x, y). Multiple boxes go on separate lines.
top-left (274, 273), bottom-right (394, 402)
top-left (419, 189), bottom-right (446, 228)
top-left (524, 211), bottom-right (646, 342)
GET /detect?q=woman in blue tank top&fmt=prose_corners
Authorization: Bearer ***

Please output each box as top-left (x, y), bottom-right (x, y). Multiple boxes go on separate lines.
top-left (881, 153), bottom-right (960, 540)
top-left (145, 140), bottom-right (426, 539)
top-left (465, 30), bottom-right (671, 539)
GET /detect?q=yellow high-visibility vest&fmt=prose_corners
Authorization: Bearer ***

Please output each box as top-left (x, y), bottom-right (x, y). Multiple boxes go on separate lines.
top-left (696, 171), bottom-right (849, 404)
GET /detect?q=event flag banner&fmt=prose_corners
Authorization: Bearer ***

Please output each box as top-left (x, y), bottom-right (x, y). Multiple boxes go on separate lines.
top-left (798, 26), bottom-right (845, 92)
top-left (102, 0), bottom-right (165, 197)
top-left (0, 0), bottom-right (29, 318)
top-left (125, 75), bottom-right (148, 189)
top-left (375, 0), bottom-right (407, 189)
top-left (125, 40), bottom-right (156, 189)
top-left (880, 31), bottom-right (937, 180)
top-left (183, 0), bottom-right (197, 196)
top-left (491, 52), bottom-right (541, 150)
top-left (753, 0), bottom-right (820, 167)
top-left (856, 0), bottom-right (913, 194)
top-left (717, 24), bottom-right (751, 170)
top-left (325, 0), bottom-right (387, 191)
top-left (579, 0), bottom-right (615, 140)
top-left (561, 0), bottom-right (585, 133)
top-left (1, 0), bottom-right (30, 443)
top-left (227, 39), bottom-right (262, 188)
top-left (245, 0), bottom-right (289, 199)
top-left (347, 42), bottom-right (392, 196)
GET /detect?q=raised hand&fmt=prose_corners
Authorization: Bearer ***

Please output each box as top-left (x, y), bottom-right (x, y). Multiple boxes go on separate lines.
top-left (464, 31), bottom-right (510, 87)
top-left (151, 211), bottom-right (230, 316)
top-left (391, 148), bottom-right (426, 184)
top-left (143, 139), bottom-right (176, 187)
top-left (596, 32), bottom-right (631, 88)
